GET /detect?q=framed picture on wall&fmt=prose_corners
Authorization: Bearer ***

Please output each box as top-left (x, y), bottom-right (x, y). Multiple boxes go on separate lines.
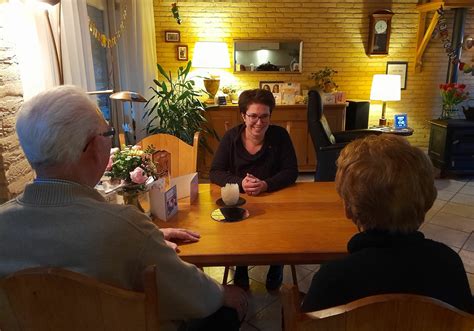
top-left (386, 61), bottom-right (408, 90)
top-left (165, 30), bottom-right (180, 42)
top-left (177, 45), bottom-right (188, 61)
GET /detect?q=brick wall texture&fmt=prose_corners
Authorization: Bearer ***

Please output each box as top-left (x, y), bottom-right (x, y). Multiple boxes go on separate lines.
top-left (153, 0), bottom-right (474, 147)
top-left (0, 19), bottom-right (34, 203)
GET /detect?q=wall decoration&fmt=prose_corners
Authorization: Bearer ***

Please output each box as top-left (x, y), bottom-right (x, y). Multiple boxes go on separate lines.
top-left (89, 0), bottom-right (127, 48)
top-left (367, 9), bottom-right (394, 55)
top-left (386, 61), bottom-right (408, 90)
top-left (165, 30), bottom-right (180, 42)
top-left (177, 45), bottom-right (188, 61)
top-left (434, 6), bottom-right (472, 75)
top-left (171, 3), bottom-right (182, 24)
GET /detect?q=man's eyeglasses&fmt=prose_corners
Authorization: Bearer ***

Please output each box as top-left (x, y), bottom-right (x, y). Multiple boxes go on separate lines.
top-left (245, 113), bottom-right (270, 122)
top-left (100, 128), bottom-right (115, 138)
top-left (83, 127), bottom-right (115, 152)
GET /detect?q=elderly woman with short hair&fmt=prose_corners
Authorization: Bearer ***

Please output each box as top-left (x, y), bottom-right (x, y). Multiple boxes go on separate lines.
top-left (302, 134), bottom-right (473, 313)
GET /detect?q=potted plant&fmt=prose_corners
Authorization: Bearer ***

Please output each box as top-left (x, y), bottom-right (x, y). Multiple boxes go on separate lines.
top-left (438, 83), bottom-right (469, 119)
top-left (143, 61), bottom-right (215, 149)
top-left (310, 67), bottom-right (338, 93)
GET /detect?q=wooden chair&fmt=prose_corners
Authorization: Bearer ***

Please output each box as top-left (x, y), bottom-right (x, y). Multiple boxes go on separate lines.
top-left (0, 266), bottom-right (159, 331)
top-left (281, 284), bottom-right (474, 331)
top-left (138, 132), bottom-right (200, 178)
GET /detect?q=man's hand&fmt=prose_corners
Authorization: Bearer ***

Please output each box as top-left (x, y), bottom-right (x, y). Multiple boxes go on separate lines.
top-left (222, 285), bottom-right (248, 321)
top-left (242, 173), bottom-right (268, 196)
top-left (160, 228), bottom-right (200, 242)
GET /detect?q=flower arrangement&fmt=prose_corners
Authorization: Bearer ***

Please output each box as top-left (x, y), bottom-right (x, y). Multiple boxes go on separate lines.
top-left (105, 145), bottom-right (158, 190)
top-left (439, 83), bottom-right (469, 119)
top-left (310, 67), bottom-right (338, 93)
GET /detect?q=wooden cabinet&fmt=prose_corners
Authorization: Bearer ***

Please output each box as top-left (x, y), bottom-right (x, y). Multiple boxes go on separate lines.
top-left (428, 119), bottom-right (474, 176)
top-left (200, 104), bottom-right (346, 174)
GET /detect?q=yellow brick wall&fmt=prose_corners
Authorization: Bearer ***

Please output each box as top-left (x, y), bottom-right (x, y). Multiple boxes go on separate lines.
top-left (153, 0), bottom-right (474, 148)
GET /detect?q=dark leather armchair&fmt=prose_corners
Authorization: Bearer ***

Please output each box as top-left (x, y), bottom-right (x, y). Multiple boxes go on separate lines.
top-left (307, 90), bottom-right (380, 181)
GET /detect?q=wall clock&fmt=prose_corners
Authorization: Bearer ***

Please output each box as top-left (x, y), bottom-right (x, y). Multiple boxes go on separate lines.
top-left (367, 9), bottom-right (394, 55)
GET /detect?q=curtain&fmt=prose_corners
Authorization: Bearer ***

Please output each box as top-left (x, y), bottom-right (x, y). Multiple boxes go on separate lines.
top-left (5, 0), bottom-right (95, 99)
top-left (116, 0), bottom-right (157, 142)
top-left (61, 0), bottom-right (96, 91)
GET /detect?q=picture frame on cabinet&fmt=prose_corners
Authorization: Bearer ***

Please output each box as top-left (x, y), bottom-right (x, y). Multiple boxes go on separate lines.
top-left (386, 61), bottom-right (408, 90)
top-left (177, 45), bottom-right (188, 61)
top-left (165, 30), bottom-right (180, 42)
top-left (259, 81), bottom-right (283, 92)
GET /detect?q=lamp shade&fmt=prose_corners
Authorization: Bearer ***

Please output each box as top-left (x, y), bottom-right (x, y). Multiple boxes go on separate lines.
top-left (370, 74), bottom-right (401, 101)
top-left (192, 42), bottom-right (231, 69)
top-left (110, 91), bottom-right (147, 102)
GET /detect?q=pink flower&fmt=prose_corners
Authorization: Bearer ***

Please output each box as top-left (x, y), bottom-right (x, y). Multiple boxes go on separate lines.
top-left (105, 155), bottom-right (113, 171)
top-left (129, 167), bottom-right (148, 184)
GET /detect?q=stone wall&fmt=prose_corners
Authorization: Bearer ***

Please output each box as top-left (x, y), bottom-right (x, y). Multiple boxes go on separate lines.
top-left (0, 16), bottom-right (33, 203)
top-left (153, 0), bottom-right (474, 148)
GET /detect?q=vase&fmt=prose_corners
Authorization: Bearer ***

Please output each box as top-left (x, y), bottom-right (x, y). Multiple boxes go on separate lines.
top-left (119, 188), bottom-right (145, 213)
top-left (440, 104), bottom-right (457, 120)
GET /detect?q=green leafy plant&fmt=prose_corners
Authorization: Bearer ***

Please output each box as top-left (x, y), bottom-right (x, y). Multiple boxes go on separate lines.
top-left (143, 61), bottom-right (215, 148)
top-left (310, 67), bottom-right (338, 92)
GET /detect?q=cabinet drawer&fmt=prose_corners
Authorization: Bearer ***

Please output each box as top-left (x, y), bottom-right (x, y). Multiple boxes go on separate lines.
top-left (451, 132), bottom-right (474, 154)
top-left (449, 156), bottom-right (474, 170)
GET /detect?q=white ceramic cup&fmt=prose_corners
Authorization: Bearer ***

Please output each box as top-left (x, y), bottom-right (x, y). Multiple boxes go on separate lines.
top-left (221, 183), bottom-right (240, 206)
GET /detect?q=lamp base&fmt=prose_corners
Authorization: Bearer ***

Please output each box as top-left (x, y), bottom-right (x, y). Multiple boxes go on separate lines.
top-left (378, 118), bottom-right (387, 126)
top-left (204, 97), bottom-right (217, 104)
top-left (203, 79), bottom-right (220, 105)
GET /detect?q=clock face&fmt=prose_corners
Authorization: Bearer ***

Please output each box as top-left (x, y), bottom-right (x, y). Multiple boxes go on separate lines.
top-left (374, 20), bottom-right (388, 34)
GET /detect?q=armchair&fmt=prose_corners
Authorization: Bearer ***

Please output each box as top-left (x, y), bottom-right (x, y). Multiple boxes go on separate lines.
top-left (307, 90), bottom-right (380, 181)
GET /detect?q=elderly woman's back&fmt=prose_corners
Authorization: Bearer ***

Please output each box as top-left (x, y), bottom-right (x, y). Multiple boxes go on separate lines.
top-left (301, 135), bottom-right (473, 313)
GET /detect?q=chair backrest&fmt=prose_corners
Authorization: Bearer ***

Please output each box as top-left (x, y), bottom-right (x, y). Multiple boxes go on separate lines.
top-left (0, 266), bottom-right (159, 331)
top-left (281, 285), bottom-right (474, 331)
top-left (307, 90), bottom-right (336, 148)
top-left (138, 132), bottom-right (200, 178)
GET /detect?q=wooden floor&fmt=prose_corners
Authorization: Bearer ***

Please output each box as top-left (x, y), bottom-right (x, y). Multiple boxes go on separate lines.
top-left (201, 174), bottom-right (474, 331)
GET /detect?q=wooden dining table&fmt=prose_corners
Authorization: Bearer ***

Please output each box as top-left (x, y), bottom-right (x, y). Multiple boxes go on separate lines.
top-left (154, 182), bottom-right (357, 267)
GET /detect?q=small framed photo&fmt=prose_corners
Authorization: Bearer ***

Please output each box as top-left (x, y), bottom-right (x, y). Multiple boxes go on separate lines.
top-left (394, 113), bottom-right (408, 129)
top-left (386, 61), bottom-right (408, 90)
top-left (177, 45), bottom-right (188, 61)
top-left (165, 30), bottom-right (180, 42)
top-left (259, 81), bottom-right (283, 93)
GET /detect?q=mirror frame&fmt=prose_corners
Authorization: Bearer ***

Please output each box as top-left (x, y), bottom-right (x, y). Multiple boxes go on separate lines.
top-left (233, 39), bottom-right (303, 74)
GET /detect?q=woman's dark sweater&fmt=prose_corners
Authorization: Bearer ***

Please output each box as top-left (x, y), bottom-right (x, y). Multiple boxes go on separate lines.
top-left (302, 230), bottom-right (474, 313)
top-left (209, 124), bottom-right (298, 192)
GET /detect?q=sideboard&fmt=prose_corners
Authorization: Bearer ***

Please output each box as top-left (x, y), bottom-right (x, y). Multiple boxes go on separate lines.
top-left (199, 104), bottom-right (347, 175)
top-left (428, 119), bottom-right (474, 176)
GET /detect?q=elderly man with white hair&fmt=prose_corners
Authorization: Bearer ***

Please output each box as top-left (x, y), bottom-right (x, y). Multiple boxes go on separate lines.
top-left (0, 85), bottom-right (247, 331)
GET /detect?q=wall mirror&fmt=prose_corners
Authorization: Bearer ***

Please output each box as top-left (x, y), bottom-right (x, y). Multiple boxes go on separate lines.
top-left (234, 40), bottom-right (303, 73)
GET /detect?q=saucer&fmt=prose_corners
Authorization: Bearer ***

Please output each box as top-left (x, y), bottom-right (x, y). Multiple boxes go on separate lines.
top-left (211, 207), bottom-right (249, 222)
top-left (216, 197), bottom-right (246, 207)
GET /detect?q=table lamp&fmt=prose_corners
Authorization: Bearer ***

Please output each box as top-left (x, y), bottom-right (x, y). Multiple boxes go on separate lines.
top-left (192, 41), bottom-right (230, 104)
top-left (370, 74), bottom-right (401, 126)
top-left (110, 91), bottom-right (147, 145)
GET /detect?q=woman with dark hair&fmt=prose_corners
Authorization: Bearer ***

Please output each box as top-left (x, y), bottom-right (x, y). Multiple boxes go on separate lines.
top-left (210, 88), bottom-right (298, 292)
